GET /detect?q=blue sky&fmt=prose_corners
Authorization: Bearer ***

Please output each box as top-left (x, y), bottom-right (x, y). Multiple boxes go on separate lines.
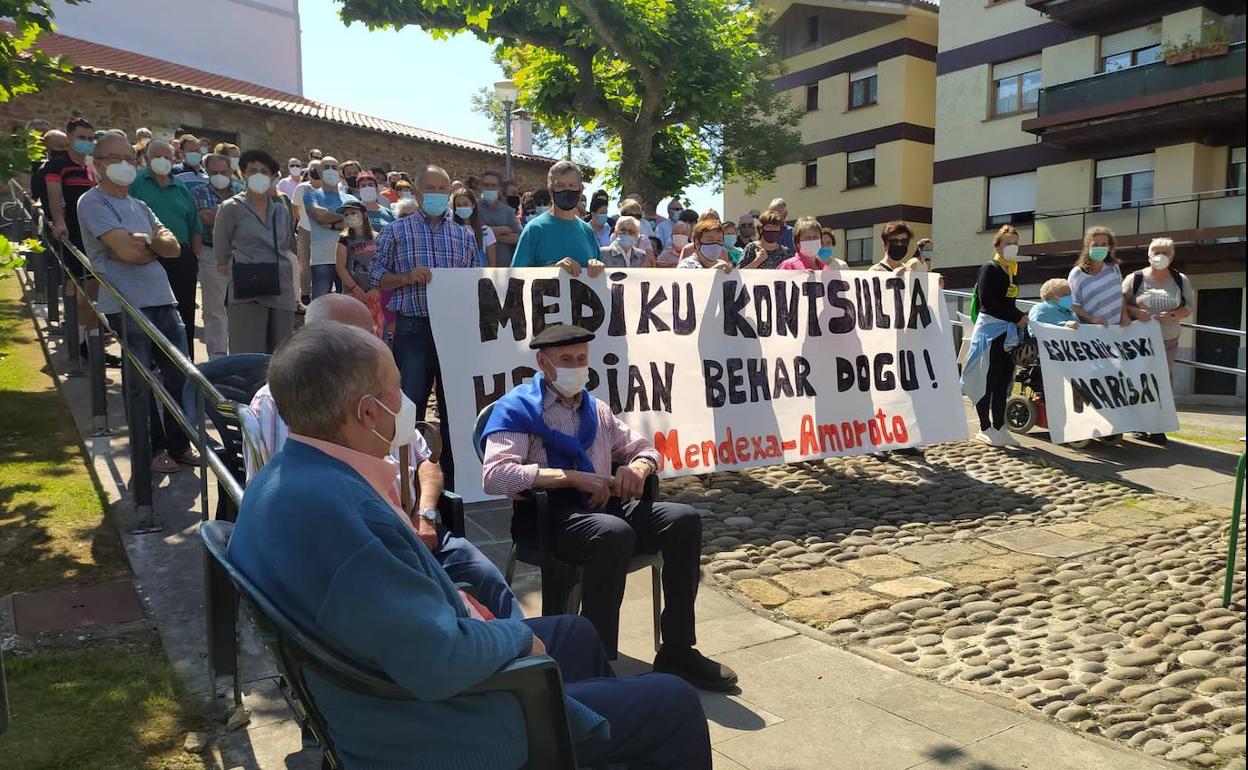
top-left (299, 0), bottom-right (722, 215)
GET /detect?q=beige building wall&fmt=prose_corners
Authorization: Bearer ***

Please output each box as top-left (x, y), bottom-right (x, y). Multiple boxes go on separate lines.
top-left (933, 65), bottom-right (1036, 161)
top-left (728, 2), bottom-right (938, 233)
top-left (937, 0), bottom-right (1044, 52)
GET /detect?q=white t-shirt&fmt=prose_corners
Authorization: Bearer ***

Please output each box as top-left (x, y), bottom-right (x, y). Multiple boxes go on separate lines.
top-left (293, 182), bottom-right (314, 231)
top-left (481, 226), bottom-right (497, 250)
top-left (276, 176), bottom-right (299, 199)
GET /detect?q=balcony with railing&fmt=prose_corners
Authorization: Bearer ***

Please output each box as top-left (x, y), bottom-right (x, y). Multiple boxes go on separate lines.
top-left (1021, 188), bottom-right (1247, 256)
top-left (1026, 0), bottom-right (1243, 25)
top-left (1022, 42), bottom-right (1246, 150)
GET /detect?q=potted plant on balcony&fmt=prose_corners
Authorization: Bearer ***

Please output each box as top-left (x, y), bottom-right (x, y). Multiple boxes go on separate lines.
top-left (1162, 20), bottom-right (1231, 65)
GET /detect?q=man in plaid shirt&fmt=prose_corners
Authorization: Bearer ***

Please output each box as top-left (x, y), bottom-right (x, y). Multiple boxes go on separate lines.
top-left (191, 153), bottom-right (243, 359)
top-left (369, 164), bottom-right (480, 490)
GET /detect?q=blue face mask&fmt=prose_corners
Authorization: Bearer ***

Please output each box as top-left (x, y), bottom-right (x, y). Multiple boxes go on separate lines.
top-left (617, 234), bottom-right (636, 249)
top-left (1057, 295), bottom-right (1074, 311)
top-left (817, 246), bottom-right (834, 260)
top-left (72, 139), bottom-right (96, 156)
top-left (454, 206), bottom-right (474, 220)
top-left (184, 151), bottom-right (202, 166)
top-left (422, 192), bottom-right (450, 217)
top-left (723, 235), bottom-right (736, 249)
top-left (1088, 245), bottom-right (1110, 262)
top-left (481, 190), bottom-right (499, 202)
top-left (595, 213), bottom-right (609, 225)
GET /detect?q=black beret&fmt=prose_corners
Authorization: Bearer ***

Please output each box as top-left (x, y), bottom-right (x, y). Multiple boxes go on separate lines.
top-left (529, 323), bottom-right (595, 350)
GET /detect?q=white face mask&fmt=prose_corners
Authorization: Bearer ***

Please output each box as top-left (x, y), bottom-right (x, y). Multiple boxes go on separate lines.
top-left (399, 191), bottom-right (414, 201)
top-left (549, 365), bottom-right (591, 397)
top-left (104, 161), bottom-right (137, 186)
top-left (1148, 252), bottom-right (1171, 270)
top-left (247, 173), bottom-right (272, 194)
top-left (359, 186), bottom-right (379, 203)
top-left (344, 214), bottom-right (364, 228)
top-left (321, 169), bottom-right (340, 186)
top-left (671, 233), bottom-right (689, 248)
top-left (149, 156), bottom-right (173, 176)
top-left (209, 173), bottom-right (232, 190)
top-left (1002, 243), bottom-right (1020, 260)
top-left (361, 392), bottom-right (419, 451)
top-left (289, 165), bottom-right (302, 177)
top-left (798, 239), bottom-right (821, 258)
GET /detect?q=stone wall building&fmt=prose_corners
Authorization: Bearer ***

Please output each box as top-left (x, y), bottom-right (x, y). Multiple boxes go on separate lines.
top-left (0, 24), bottom-right (556, 191)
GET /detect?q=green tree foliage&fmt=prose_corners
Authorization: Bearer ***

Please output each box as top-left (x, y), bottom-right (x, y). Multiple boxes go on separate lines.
top-left (0, 0), bottom-right (83, 182)
top-left (336, 0), bottom-right (802, 203)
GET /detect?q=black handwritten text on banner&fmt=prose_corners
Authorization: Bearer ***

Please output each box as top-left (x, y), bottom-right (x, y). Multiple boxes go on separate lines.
top-left (428, 268), bottom-right (967, 501)
top-left (1031, 320), bottom-right (1178, 444)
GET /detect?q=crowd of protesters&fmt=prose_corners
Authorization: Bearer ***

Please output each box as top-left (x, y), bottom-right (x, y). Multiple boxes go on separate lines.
top-left (20, 113), bottom-right (1195, 770)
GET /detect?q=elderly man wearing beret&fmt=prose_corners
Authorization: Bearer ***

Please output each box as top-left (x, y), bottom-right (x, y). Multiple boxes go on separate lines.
top-left (481, 323), bottom-right (738, 692)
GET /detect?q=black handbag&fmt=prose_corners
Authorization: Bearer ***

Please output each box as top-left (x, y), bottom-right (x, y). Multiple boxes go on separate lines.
top-left (231, 202), bottom-right (282, 300)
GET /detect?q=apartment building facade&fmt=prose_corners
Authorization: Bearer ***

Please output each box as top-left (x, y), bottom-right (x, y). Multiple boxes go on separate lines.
top-left (725, 0), bottom-right (939, 266)
top-left (932, 0), bottom-right (1245, 399)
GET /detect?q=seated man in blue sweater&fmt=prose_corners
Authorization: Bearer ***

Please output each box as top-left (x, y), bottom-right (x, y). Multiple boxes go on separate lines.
top-left (244, 293), bottom-right (521, 620)
top-left (228, 321), bottom-right (711, 770)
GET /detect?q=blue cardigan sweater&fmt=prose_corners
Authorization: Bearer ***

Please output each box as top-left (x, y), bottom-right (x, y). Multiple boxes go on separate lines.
top-left (229, 440), bottom-right (551, 769)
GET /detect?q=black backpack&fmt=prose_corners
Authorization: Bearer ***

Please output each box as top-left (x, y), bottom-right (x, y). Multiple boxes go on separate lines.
top-left (1130, 268), bottom-right (1186, 308)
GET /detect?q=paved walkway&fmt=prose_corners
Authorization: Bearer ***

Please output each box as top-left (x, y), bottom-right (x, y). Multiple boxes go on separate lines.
top-left (15, 284), bottom-right (1244, 770)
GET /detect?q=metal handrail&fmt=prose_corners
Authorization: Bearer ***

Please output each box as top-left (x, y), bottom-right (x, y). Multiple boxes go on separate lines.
top-left (6, 179), bottom-right (244, 511)
top-left (1032, 188), bottom-right (1246, 219)
top-left (942, 288), bottom-right (1246, 378)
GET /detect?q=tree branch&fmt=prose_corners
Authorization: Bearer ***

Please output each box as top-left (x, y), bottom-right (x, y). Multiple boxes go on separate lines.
top-left (566, 48), bottom-right (628, 133)
top-left (565, 0), bottom-right (663, 119)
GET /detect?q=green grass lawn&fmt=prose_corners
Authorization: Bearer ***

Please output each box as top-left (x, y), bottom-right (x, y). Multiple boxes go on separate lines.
top-left (0, 275), bottom-right (129, 596)
top-left (0, 275), bottom-right (208, 768)
top-left (2, 636), bottom-right (205, 770)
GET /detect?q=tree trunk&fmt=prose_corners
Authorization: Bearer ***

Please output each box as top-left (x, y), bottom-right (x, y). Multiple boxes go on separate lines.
top-left (617, 127), bottom-right (661, 210)
top-left (565, 128), bottom-right (573, 161)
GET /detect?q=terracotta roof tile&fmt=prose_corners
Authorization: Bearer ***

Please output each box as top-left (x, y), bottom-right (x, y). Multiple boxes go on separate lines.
top-left (8, 22), bottom-right (554, 164)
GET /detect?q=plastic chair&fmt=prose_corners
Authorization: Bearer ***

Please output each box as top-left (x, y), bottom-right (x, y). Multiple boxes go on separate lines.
top-left (473, 403), bottom-right (663, 652)
top-left (183, 353), bottom-right (272, 522)
top-left (200, 520), bottom-right (576, 770)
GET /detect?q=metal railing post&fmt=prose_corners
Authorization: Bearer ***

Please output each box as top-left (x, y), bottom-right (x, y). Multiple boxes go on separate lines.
top-left (120, 313), bottom-right (158, 533)
top-left (61, 276), bottom-right (82, 377)
top-left (86, 327), bottom-right (112, 436)
top-left (30, 246), bottom-right (46, 302)
top-left (43, 246), bottom-right (60, 327)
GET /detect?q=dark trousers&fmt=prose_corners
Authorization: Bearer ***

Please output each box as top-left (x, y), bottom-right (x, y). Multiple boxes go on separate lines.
top-left (108, 307), bottom-right (190, 456)
top-left (976, 334), bottom-right (1015, 431)
top-left (436, 525), bottom-right (522, 620)
top-left (526, 614), bottom-right (711, 770)
top-left (392, 315), bottom-right (454, 490)
top-left (547, 491), bottom-right (702, 658)
top-left (159, 244), bottom-right (199, 361)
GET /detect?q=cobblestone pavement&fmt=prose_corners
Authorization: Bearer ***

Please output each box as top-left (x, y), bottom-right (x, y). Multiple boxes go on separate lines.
top-left (668, 442), bottom-right (1247, 768)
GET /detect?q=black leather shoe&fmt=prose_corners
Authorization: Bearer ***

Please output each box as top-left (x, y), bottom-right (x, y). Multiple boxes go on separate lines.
top-left (653, 646), bottom-right (738, 692)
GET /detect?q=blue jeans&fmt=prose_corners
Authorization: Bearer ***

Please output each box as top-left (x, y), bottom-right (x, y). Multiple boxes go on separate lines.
top-left (311, 264), bottom-right (341, 298)
top-left (526, 615), bottom-right (711, 770)
top-left (108, 306), bottom-right (190, 456)
top-left (393, 314), bottom-right (455, 490)
top-left (436, 525), bottom-right (521, 620)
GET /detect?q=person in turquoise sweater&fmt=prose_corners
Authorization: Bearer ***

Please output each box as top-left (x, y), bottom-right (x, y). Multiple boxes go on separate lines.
top-left (1028, 278), bottom-right (1080, 328)
top-left (511, 161), bottom-right (606, 278)
top-left (228, 321), bottom-right (710, 770)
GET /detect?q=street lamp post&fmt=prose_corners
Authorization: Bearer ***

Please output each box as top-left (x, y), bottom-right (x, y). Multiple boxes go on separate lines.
top-left (494, 79), bottom-right (520, 181)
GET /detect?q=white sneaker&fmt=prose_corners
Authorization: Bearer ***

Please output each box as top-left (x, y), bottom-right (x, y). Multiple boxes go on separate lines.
top-left (998, 428), bottom-right (1021, 447)
top-left (974, 429), bottom-right (1003, 446)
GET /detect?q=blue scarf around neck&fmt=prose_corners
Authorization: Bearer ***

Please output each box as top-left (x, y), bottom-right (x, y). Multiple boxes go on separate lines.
top-left (482, 372), bottom-right (598, 473)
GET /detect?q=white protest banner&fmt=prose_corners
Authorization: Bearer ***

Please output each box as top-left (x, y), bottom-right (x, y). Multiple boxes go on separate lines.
top-left (427, 268), bottom-right (967, 501)
top-left (1031, 320), bottom-right (1178, 444)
